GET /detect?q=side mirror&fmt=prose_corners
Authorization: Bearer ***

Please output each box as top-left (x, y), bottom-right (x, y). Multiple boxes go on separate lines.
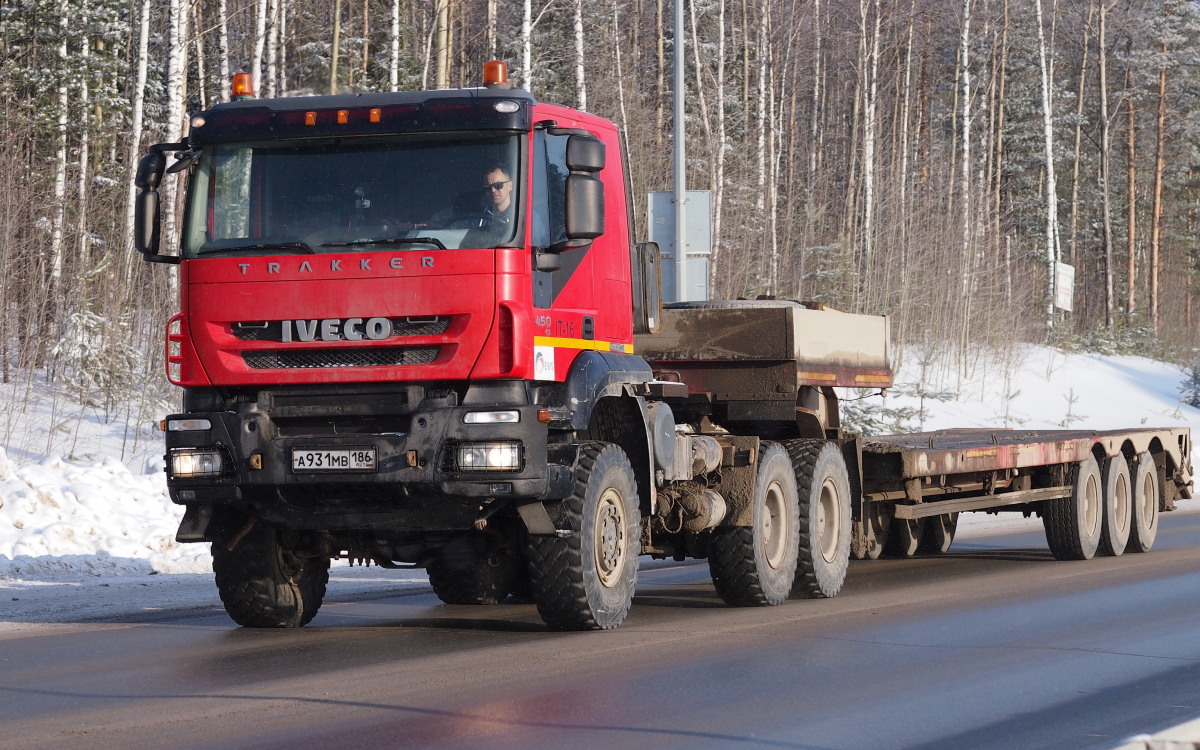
top-left (564, 174), bottom-right (603, 243)
top-left (133, 145), bottom-right (183, 264)
top-left (134, 189), bottom-right (160, 256)
top-left (135, 151), bottom-right (166, 190)
top-left (566, 135), bottom-right (605, 172)
top-left (632, 242), bottom-right (662, 334)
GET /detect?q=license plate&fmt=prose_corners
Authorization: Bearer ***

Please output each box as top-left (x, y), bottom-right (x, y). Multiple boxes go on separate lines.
top-left (291, 448), bottom-right (377, 472)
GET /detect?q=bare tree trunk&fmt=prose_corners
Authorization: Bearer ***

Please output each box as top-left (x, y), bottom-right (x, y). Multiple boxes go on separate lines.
top-left (861, 0), bottom-right (881, 306)
top-left (191, 2), bottom-right (207, 110)
top-left (1150, 40), bottom-right (1167, 335)
top-left (77, 0), bottom-right (91, 276)
top-left (124, 0), bottom-right (151, 271)
top-left (390, 0), bottom-right (401, 90)
top-left (1125, 47), bottom-right (1137, 315)
top-left (1034, 0), bottom-right (1061, 326)
top-left (253, 0), bottom-right (268, 93)
top-left (711, 0), bottom-right (727, 286)
top-left (163, 0), bottom-right (188, 255)
top-left (331, 0), bottom-right (342, 94)
top-left (574, 0), bottom-right (587, 109)
top-left (1067, 3), bottom-right (1093, 267)
top-left (265, 0), bottom-right (279, 98)
top-left (49, 0), bottom-right (69, 296)
top-left (523, 0), bottom-right (533, 89)
top-left (217, 0), bottom-right (231, 102)
top-left (996, 0), bottom-right (1010, 303)
top-left (655, 0), bottom-right (664, 146)
top-left (1098, 0), bottom-right (1115, 328)
top-left (278, 0), bottom-right (289, 96)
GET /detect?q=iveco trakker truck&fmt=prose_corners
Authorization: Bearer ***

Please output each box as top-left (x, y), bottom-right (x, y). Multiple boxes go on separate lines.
top-left (135, 64), bottom-right (1192, 630)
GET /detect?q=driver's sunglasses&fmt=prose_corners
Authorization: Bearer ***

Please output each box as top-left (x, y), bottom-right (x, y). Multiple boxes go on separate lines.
top-left (485, 180), bottom-right (511, 191)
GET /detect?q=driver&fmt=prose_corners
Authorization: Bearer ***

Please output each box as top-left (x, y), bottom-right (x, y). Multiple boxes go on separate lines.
top-left (460, 165), bottom-right (515, 248)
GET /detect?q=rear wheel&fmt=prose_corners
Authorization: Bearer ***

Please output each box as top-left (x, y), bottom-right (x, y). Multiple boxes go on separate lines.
top-left (211, 521), bottom-right (329, 628)
top-left (1043, 455), bottom-right (1103, 560)
top-left (784, 440), bottom-right (851, 599)
top-left (709, 442), bottom-right (801, 606)
top-left (918, 513), bottom-right (959, 554)
top-left (1098, 455), bottom-right (1132, 557)
top-left (1128, 451), bottom-right (1160, 553)
top-left (884, 516), bottom-right (926, 557)
top-left (527, 442), bottom-right (640, 630)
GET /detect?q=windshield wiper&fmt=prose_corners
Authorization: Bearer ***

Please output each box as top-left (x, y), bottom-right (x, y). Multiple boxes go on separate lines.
top-left (196, 241), bottom-right (316, 255)
top-left (322, 237), bottom-right (447, 250)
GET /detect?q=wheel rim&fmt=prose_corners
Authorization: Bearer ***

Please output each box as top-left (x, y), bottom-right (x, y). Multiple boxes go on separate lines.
top-left (763, 480), bottom-right (788, 569)
top-left (594, 487), bottom-right (628, 588)
top-left (818, 478), bottom-right (842, 563)
top-left (1138, 471), bottom-right (1155, 528)
top-left (1114, 472), bottom-right (1131, 535)
top-left (1082, 472), bottom-right (1101, 536)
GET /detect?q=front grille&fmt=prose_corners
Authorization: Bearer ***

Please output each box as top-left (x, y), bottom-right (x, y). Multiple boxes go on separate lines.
top-left (243, 346), bottom-right (439, 369)
top-left (231, 317), bottom-right (451, 341)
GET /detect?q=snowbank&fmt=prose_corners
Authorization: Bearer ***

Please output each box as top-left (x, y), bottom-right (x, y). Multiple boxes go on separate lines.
top-left (0, 450), bottom-right (210, 580)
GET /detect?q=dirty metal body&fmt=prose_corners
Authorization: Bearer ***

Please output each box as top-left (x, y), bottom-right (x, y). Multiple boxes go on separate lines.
top-left (635, 301), bottom-right (892, 439)
top-left (862, 427), bottom-right (1194, 518)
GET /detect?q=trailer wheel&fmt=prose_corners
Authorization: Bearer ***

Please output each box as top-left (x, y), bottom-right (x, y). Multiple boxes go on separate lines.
top-left (211, 521), bottom-right (329, 628)
top-left (427, 539), bottom-right (523, 605)
top-left (1098, 455), bottom-right (1132, 557)
top-left (784, 440), bottom-right (851, 599)
top-left (1043, 455), bottom-right (1103, 560)
top-left (709, 442), bottom-right (801, 606)
top-left (884, 516), bottom-right (926, 557)
top-left (852, 502), bottom-right (892, 560)
top-left (1128, 451), bottom-right (1160, 553)
top-left (527, 442), bottom-right (640, 630)
top-left (918, 513), bottom-right (959, 554)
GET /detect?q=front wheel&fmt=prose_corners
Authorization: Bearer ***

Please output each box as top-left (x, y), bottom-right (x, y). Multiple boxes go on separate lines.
top-left (211, 520), bottom-right (330, 628)
top-left (527, 443), bottom-right (641, 630)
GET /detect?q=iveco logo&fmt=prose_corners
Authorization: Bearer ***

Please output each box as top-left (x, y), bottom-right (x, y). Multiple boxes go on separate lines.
top-left (282, 318), bottom-right (394, 342)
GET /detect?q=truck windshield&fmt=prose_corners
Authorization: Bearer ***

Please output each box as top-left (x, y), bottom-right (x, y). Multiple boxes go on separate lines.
top-left (181, 132), bottom-right (521, 257)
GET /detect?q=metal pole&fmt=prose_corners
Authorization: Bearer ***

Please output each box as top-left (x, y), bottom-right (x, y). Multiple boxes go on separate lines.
top-left (673, 0), bottom-right (687, 301)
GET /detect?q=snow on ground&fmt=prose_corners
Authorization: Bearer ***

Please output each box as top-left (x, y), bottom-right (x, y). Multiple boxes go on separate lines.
top-left (0, 343), bottom-right (1197, 628)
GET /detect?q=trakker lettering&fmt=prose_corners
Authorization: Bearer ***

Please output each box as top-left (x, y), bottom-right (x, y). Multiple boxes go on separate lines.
top-left (281, 317), bottom-right (393, 342)
top-left (236, 256), bottom-right (434, 275)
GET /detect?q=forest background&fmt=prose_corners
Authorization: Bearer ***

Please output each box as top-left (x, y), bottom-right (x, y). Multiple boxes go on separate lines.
top-left (2, 0), bottom-right (1200, 460)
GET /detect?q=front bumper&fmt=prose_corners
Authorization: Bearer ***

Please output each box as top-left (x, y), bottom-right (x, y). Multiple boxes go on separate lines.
top-left (164, 393), bottom-right (552, 531)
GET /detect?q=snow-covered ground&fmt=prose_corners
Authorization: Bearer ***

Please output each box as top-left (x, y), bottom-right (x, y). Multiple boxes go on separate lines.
top-left (0, 343), bottom-right (1197, 629)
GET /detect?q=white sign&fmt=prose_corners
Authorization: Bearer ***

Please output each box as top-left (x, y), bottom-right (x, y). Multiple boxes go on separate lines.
top-left (1055, 262), bottom-right (1075, 312)
top-left (533, 346), bottom-right (556, 380)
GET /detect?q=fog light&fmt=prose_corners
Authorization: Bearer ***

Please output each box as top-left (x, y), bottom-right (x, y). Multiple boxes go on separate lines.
top-left (170, 448), bottom-right (225, 478)
top-left (463, 410), bottom-right (520, 424)
top-left (456, 441), bottom-right (522, 472)
top-left (167, 418), bottom-right (212, 432)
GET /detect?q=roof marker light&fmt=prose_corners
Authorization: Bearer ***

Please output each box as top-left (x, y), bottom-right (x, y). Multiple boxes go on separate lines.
top-left (305, 111), bottom-right (317, 126)
top-left (483, 60), bottom-right (510, 88)
top-left (370, 108), bottom-right (381, 123)
top-left (337, 110), bottom-right (349, 125)
top-left (231, 73), bottom-right (255, 100)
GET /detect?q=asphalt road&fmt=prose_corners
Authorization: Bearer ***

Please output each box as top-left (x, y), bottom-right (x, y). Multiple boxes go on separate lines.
top-left (2, 512), bottom-right (1199, 750)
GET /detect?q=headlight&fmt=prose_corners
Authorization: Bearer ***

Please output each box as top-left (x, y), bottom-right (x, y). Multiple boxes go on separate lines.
top-left (456, 442), bottom-right (523, 472)
top-left (169, 448), bottom-right (226, 478)
top-left (463, 410), bottom-right (520, 424)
